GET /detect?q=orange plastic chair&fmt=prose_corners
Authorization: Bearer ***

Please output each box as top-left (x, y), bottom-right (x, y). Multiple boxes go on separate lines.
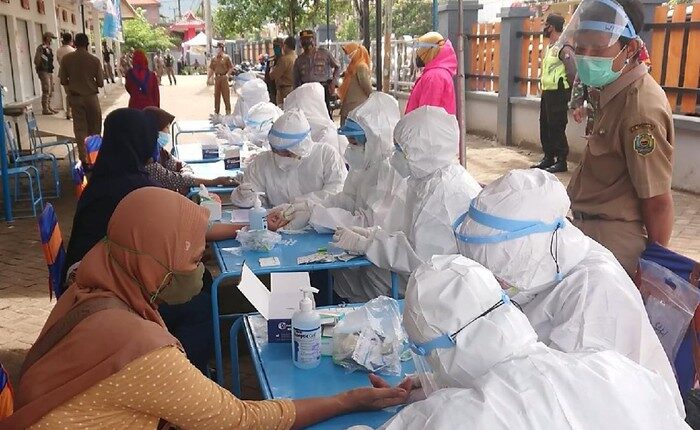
top-left (38, 203), bottom-right (66, 299)
top-left (72, 161), bottom-right (88, 198)
top-left (0, 363), bottom-right (12, 419)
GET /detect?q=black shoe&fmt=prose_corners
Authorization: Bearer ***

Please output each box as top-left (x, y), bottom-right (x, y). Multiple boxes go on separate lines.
top-left (545, 160), bottom-right (568, 173)
top-left (531, 157), bottom-right (556, 169)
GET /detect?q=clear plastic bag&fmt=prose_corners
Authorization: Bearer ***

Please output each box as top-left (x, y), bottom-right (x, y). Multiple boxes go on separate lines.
top-left (236, 227), bottom-right (281, 252)
top-left (332, 296), bottom-right (407, 375)
top-left (639, 258), bottom-right (700, 362)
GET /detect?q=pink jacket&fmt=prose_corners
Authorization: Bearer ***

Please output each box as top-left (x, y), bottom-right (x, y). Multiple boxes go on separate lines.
top-left (405, 40), bottom-right (457, 115)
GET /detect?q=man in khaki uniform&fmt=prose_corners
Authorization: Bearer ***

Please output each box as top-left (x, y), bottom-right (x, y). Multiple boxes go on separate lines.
top-left (269, 36), bottom-right (297, 106)
top-left (293, 29), bottom-right (340, 117)
top-left (59, 33), bottom-right (104, 165)
top-left (209, 42), bottom-right (233, 114)
top-left (565, 0), bottom-right (674, 276)
top-left (34, 32), bottom-right (58, 115)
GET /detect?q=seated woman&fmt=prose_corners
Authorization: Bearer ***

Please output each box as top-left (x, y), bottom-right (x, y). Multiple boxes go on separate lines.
top-left (143, 107), bottom-right (237, 194)
top-left (61, 108), bottom-right (241, 374)
top-left (2, 187), bottom-right (411, 430)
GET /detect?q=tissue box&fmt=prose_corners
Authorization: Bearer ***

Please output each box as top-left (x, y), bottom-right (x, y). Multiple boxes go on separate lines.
top-left (224, 147), bottom-right (241, 170)
top-left (237, 265), bottom-right (311, 343)
top-left (201, 143), bottom-right (220, 160)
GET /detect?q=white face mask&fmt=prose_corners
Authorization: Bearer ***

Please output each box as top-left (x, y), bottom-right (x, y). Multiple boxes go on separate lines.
top-left (344, 145), bottom-right (366, 171)
top-left (390, 150), bottom-right (411, 178)
top-left (274, 153), bottom-right (302, 171)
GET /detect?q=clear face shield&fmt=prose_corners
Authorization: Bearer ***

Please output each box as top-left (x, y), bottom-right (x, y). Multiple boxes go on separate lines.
top-left (408, 292), bottom-right (513, 396)
top-left (555, 0), bottom-right (638, 55)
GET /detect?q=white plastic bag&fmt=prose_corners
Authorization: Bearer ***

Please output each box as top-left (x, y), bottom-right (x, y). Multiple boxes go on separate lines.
top-left (236, 227), bottom-right (281, 252)
top-left (332, 296), bottom-right (406, 375)
top-left (638, 258), bottom-right (700, 362)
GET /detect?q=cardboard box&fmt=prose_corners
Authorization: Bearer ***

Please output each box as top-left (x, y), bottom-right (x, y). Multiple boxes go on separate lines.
top-left (201, 143), bottom-right (220, 160)
top-left (224, 147), bottom-right (241, 170)
top-left (237, 264), bottom-right (310, 343)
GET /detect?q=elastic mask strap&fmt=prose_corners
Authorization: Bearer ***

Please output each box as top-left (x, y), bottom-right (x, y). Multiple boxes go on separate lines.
top-left (454, 201), bottom-right (565, 244)
top-left (410, 292), bottom-right (510, 356)
top-left (269, 128), bottom-right (310, 149)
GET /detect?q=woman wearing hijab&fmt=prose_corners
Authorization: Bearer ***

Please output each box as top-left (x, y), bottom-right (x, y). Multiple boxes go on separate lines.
top-left (0, 187), bottom-right (412, 430)
top-left (60, 108), bottom-right (227, 375)
top-left (143, 107), bottom-right (237, 194)
top-left (125, 50), bottom-right (160, 109)
top-left (338, 43), bottom-right (372, 126)
top-left (405, 32), bottom-right (457, 115)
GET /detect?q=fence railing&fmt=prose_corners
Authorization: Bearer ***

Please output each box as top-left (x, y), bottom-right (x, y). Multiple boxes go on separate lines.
top-left (649, 4), bottom-right (699, 115)
top-left (468, 22), bottom-right (501, 92)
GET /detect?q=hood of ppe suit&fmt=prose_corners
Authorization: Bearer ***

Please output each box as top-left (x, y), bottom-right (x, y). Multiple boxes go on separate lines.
top-left (457, 169), bottom-right (590, 300)
top-left (394, 106), bottom-right (459, 179)
top-left (405, 255), bottom-right (538, 392)
top-left (347, 92), bottom-right (400, 170)
top-left (283, 83), bottom-right (341, 152)
top-left (244, 102), bottom-right (283, 146)
top-left (233, 71), bottom-right (258, 95)
top-left (268, 108), bottom-right (314, 158)
top-left (232, 78), bottom-right (271, 128)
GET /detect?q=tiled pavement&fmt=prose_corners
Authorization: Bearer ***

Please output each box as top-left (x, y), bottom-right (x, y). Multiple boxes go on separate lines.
top-left (1, 77), bottom-right (699, 401)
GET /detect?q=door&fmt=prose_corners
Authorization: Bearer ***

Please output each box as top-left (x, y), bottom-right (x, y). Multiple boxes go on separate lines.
top-left (16, 19), bottom-right (37, 98)
top-left (0, 15), bottom-right (17, 102)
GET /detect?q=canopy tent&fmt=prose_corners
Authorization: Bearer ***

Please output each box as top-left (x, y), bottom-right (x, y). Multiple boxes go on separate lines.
top-left (182, 31), bottom-right (219, 48)
top-left (170, 11), bottom-right (206, 41)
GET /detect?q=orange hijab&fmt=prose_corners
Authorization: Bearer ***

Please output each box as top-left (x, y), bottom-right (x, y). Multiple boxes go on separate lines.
top-left (339, 43), bottom-right (371, 101)
top-left (1, 187), bottom-right (209, 429)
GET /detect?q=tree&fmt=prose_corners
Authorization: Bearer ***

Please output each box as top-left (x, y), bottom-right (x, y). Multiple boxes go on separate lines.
top-left (123, 9), bottom-right (176, 52)
top-left (392, 0), bottom-right (432, 37)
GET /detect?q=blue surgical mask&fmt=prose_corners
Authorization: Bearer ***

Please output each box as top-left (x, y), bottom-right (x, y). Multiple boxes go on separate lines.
top-left (273, 46), bottom-right (282, 57)
top-left (157, 131), bottom-right (171, 148)
top-left (575, 47), bottom-right (627, 88)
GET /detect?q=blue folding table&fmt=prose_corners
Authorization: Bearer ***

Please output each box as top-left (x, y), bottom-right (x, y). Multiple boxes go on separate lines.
top-left (244, 310), bottom-right (414, 429)
top-left (210, 231), bottom-right (400, 388)
top-left (171, 120), bottom-right (217, 150)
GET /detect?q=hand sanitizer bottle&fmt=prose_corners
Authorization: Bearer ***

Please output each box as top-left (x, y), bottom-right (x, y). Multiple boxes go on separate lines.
top-left (292, 287), bottom-right (321, 369)
top-left (248, 192), bottom-right (267, 230)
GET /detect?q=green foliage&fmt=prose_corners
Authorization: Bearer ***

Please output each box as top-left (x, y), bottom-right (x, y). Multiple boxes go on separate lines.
top-left (123, 9), bottom-right (176, 51)
top-left (393, 0), bottom-right (432, 37)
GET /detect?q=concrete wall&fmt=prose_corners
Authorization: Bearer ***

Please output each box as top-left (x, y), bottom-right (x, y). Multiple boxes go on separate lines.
top-left (460, 90), bottom-right (700, 194)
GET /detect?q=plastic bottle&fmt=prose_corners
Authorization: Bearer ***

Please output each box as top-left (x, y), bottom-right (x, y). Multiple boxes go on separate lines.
top-left (292, 287), bottom-right (321, 369)
top-left (248, 192), bottom-right (267, 230)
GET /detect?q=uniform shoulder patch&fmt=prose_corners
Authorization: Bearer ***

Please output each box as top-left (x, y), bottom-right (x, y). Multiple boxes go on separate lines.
top-left (633, 132), bottom-right (655, 156)
top-left (629, 123), bottom-right (655, 133)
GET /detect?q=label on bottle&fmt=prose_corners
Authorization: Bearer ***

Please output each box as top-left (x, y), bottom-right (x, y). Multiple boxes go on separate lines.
top-left (292, 325), bottom-right (321, 365)
top-left (261, 214), bottom-right (268, 230)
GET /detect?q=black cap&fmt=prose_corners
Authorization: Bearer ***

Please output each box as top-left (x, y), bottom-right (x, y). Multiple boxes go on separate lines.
top-left (545, 14), bottom-right (565, 31)
top-left (299, 29), bottom-right (315, 38)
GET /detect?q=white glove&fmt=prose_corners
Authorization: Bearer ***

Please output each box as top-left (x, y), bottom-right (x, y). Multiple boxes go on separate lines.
top-left (281, 201), bottom-right (312, 231)
top-left (331, 226), bottom-right (375, 255)
top-left (221, 114), bottom-right (239, 128)
top-left (216, 125), bottom-right (245, 146)
top-left (209, 113), bottom-right (223, 125)
top-left (230, 183), bottom-right (256, 208)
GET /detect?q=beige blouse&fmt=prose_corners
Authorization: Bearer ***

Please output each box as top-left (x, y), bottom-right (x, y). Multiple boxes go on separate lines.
top-left (30, 346), bottom-right (296, 430)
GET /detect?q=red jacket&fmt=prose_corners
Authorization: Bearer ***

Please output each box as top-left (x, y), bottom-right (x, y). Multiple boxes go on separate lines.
top-left (125, 68), bottom-right (160, 109)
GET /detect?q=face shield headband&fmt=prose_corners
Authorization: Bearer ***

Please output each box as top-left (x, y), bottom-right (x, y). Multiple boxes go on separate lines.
top-left (578, 0), bottom-right (637, 40)
top-left (338, 118), bottom-right (367, 144)
top-left (268, 128), bottom-right (311, 150)
top-left (453, 200), bottom-right (566, 281)
top-left (409, 292), bottom-right (512, 356)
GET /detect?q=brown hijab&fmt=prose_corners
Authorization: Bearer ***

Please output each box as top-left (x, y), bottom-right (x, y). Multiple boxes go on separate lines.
top-left (1, 187), bottom-right (210, 429)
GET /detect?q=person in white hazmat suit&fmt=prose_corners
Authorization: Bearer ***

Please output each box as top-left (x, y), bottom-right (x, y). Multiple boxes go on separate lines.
top-left (453, 168), bottom-right (684, 415)
top-left (242, 101), bottom-right (283, 148)
top-left (330, 106), bottom-right (481, 293)
top-left (230, 108), bottom-right (346, 208)
top-left (270, 92), bottom-right (407, 301)
top-left (379, 254), bottom-right (689, 430)
top-left (231, 78), bottom-right (270, 128)
top-left (283, 82), bottom-right (347, 156)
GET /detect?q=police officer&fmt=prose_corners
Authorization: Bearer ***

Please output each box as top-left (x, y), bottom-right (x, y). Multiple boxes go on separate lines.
top-left (164, 52), bottom-right (177, 85)
top-left (270, 36), bottom-right (297, 106)
top-left (34, 32), bottom-right (58, 115)
top-left (209, 42), bottom-right (234, 115)
top-left (532, 14), bottom-right (576, 173)
top-left (293, 29), bottom-right (341, 117)
top-left (562, 0), bottom-right (674, 277)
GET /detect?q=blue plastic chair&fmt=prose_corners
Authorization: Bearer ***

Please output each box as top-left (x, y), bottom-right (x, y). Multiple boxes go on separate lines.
top-left (0, 128), bottom-right (43, 219)
top-left (25, 110), bottom-right (75, 165)
top-left (5, 120), bottom-right (60, 198)
top-left (37, 203), bottom-right (66, 299)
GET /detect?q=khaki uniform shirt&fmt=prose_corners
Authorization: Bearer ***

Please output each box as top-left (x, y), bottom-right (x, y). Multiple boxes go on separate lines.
top-left (269, 51), bottom-right (297, 88)
top-left (209, 54), bottom-right (233, 76)
top-left (56, 44), bottom-right (75, 66)
top-left (59, 49), bottom-right (104, 96)
top-left (293, 47), bottom-right (340, 87)
top-left (568, 63), bottom-right (674, 222)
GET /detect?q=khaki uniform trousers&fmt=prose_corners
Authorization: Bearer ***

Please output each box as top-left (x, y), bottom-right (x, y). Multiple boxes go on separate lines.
top-left (38, 71), bottom-right (54, 112)
top-left (214, 75), bottom-right (231, 114)
top-left (573, 218), bottom-right (647, 278)
top-left (62, 85), bottom-right (71, 118)
top-left (69, 93), bottom-right (102, 164)
top-left (276, 85), bottom-right (293, 107)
